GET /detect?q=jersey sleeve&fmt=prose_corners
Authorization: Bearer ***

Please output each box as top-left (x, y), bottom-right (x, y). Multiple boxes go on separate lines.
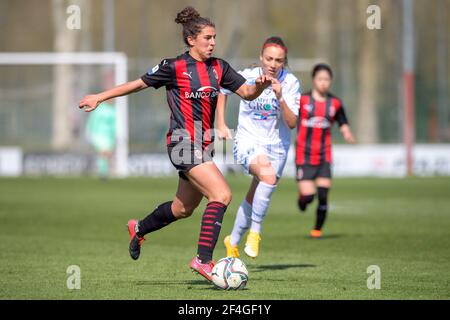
top-left (141, 59), bottom-right (173, 89)
top-left (219, 60), bottom-right (246, 93)
top-left (283, 76), bottom-right (301, 116)
top-left (335, 100), bottom-right (349, 126)
top-left (220, 69), bottom-right (251, 96)
top-left (219, 87), bottom-right (232, 96)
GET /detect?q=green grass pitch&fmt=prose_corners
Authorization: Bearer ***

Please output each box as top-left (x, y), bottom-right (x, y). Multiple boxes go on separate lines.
top-left (0, 176), bottom-right (449, 299)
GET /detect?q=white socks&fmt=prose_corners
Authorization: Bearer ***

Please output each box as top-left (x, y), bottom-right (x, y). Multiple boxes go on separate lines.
top-left (229, 181), bottom-right (277, 245)
top-left (230, 200), bottom-right (252, 246)
top-left (250, 181), bottom-right (277, 233)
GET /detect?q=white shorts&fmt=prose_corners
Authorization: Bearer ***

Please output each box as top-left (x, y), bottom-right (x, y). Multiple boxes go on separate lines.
top-left (233, 138), bottom-right (288, 179)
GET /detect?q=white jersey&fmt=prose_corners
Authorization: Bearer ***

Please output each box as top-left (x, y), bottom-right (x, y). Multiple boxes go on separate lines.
top-left (221, 67), bottom-right (301, 150)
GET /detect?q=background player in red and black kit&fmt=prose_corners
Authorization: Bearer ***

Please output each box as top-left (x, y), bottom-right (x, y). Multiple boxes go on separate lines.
top-left (78, 6), bottom-right (273, 282)
top-left (295, 63), bottom-right (355, 238)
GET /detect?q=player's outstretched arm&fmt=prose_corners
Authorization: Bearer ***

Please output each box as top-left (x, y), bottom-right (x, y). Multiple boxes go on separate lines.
top-left (340, 124), bottom-right (356, 144)
top-left (235, 74), bottom-right (272, 101)
top-left (215, 93), bottom-right (232, 140)
top-left (78, 78), bottom-right (148, 112)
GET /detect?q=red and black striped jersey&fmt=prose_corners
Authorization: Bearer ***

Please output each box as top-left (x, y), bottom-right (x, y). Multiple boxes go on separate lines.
top-left (141, 52), bottom-right (246, 149)
top-left (295, 92), bottom-right (349, 165)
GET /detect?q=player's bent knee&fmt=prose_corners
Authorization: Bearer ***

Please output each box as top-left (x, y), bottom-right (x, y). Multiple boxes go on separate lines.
top-left (301, 194), bottom-right (315, 203)
top-left (175, 206), bottom-right (195, 219)
top-left (209, 190), bottom-right (232, 206)
top-left (172, 201), bottom-right (198, 219)
top-left (259, 174), bottom-right (277, 186)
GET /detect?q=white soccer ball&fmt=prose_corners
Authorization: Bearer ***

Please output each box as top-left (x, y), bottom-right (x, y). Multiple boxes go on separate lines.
top-left (211, 257), bottom-right (248, 290)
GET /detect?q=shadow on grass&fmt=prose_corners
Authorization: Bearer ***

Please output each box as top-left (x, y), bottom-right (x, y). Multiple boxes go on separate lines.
top-left (136, 280), bottom-right (208, 286)
top-left (250, 263), bottom-right (317, 273)
top-left (135, 264), bottom-right (317, 288)
top-left (303, 233), bottom-right (349, 240)
top-left (135, 279), bottom-right (250, 291)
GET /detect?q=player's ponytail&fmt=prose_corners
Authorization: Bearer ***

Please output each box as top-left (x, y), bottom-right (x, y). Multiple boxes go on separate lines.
top-left (175, 6), bottom-right (215, 47)
top-left (175, 6), bottom-right (200, 24)
top-left (262, 36), bottom-right (289, 66)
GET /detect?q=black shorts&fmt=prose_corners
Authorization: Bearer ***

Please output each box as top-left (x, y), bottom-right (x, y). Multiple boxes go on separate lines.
top-left (167, 142), bottom-right (215, 181)
top-left (296, 163), bottom-right (332, 181)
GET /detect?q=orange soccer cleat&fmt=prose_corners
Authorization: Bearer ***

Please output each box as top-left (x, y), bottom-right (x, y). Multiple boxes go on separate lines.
top-left (310, 229), bottom-right (322, 239)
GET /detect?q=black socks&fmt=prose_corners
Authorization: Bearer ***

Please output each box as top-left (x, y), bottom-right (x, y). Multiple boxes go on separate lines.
top-left (135, 200), bottom-right (228, 264)
top-left (314, 187), bottom-right (329, 230)
top-left (136, 201), bottom-right (177, 237)
top-left (298, 194), bottom-right (314, 211)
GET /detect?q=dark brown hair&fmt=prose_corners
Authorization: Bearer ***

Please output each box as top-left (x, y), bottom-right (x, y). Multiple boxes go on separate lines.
top-left (175, 7), bottom-right (215, 47)
top-left (312, 63), bottom-right (333, 79)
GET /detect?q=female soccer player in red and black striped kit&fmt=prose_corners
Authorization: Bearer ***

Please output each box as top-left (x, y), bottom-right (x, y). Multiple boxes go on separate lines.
top-left (295, 64), bottom-right (355, 238)
top-left (78, 6), bottom-right (272, 281)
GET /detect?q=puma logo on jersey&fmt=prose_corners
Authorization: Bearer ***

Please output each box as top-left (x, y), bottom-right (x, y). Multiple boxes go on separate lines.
top-left (147, 64), bottom-right (159, 75)
top-left (183, 72), bottom-right (192, 80)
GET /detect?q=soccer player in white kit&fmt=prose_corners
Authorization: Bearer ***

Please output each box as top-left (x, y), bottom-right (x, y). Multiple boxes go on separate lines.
top-left (216, 36), bottom-right (301, 258)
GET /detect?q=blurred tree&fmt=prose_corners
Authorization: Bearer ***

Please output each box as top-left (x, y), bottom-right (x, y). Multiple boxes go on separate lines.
top-left (51, 0), bottom-right (91, 150)
top-left (337, 0), bottom-right (356, 118)
top-left (315, 0), bottom-right (332, 62)
top-left (219, 0), bottom-right (244, 60)
top-left (356, 0), bottom-right (379, 143)
top-left (437, 0), bottom-right (449, 141)
top-left (52, 0), bottom-right (78, 150)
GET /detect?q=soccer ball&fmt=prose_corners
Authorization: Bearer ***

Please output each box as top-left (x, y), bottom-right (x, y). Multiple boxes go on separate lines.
top-left (211, 257), bottom-right (248, 290)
